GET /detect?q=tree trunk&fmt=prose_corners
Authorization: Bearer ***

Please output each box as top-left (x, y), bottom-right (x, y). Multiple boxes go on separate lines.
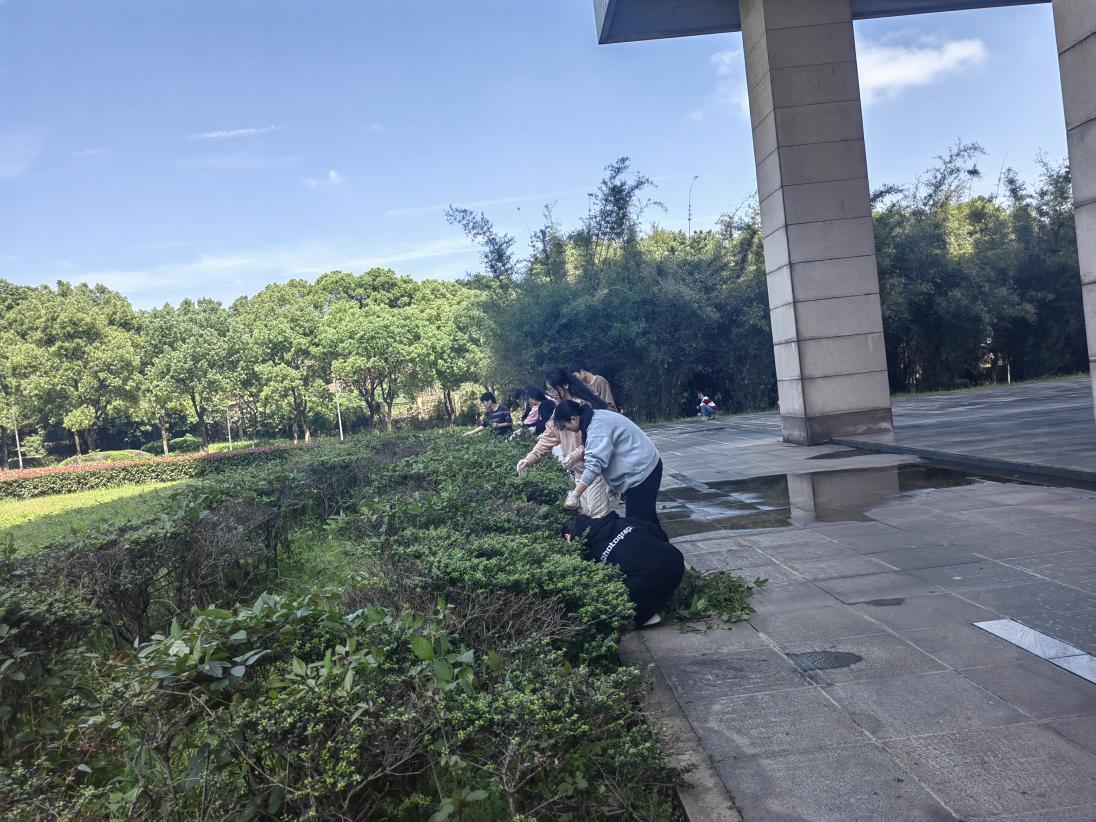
top-left (86, 427), bottom-right (98, 453)
top-left (384, 401), bottom-right (395, 432)
top-left (197, 411), bottom-right (209, 452)
top-left (291, 421), bottom-right (299, 444)
top-left (159, 416), bottom-right (170, 455)
top-left (72, 431), bottom-right (82, 456)
top-left (0, 425), bottom-right (8, 470)
top-left (443, 389), bottom-right (455, 425)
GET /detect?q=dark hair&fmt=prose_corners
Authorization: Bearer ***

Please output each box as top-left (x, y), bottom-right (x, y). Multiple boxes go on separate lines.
top-left (553, 399), bottom-right (595, 443)
top-left (545, 368), bottom-right (607, 409)
top-left (562, 513), bottom-right (594, 541)
top-left (480, 391), bottom-right (496, 403)
top-left (511, 387), bottom-right (525, 403)
top-left (525, 385), bottom-right (547, 403)
top-left (568, 358), bottom-right (590, 374)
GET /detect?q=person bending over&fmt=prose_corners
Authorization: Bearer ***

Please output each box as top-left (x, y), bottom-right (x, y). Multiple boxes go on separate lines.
top-left (516, 384), bottom-right (615, 517)
top-left (463, 391), bottom-right (513, 437)
top-left (564, 511), bottom-right (685, 627)
top-left (554, 400), bottom-right (666, 538)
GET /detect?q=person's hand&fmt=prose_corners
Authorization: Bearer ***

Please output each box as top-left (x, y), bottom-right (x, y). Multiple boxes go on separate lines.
top-left (516, 459), bottom-right (528, 475)
top-left (564, 490), bottom-right (581, 508)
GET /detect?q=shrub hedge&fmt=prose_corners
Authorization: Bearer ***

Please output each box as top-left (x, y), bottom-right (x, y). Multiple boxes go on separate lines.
top-left (0, 442), bottom-right (320, 500)
top-left (1, 433), bottom-right (757, 819)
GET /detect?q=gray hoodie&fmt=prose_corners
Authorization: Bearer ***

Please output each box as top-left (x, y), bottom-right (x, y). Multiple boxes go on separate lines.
top-left (580, 410), bottom-right (661, 494)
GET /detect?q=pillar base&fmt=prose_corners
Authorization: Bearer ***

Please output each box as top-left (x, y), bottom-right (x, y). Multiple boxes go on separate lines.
top-left (780, 407), bottom-right (894, 445)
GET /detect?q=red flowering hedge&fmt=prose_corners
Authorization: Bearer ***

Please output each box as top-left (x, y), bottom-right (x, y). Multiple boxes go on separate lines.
top-left (0, 445), bottom-right (300, 500)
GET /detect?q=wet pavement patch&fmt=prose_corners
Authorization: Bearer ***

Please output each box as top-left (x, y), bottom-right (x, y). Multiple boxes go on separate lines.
top-left (862, 598), bottom-right (907, 607)
top-left (657, 463), bottom-right (1054, 538)
top-left (786, 650), bottom-right (864, 672)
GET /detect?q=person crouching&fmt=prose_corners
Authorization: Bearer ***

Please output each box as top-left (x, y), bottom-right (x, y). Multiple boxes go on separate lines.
top-left (563, 511), bottom-right (685, 628)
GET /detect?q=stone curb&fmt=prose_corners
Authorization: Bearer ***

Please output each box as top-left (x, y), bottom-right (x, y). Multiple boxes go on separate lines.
top-left (619, 631), bottom-right (743, 822)
top-left (831, 436), bottom-right (1096, 487)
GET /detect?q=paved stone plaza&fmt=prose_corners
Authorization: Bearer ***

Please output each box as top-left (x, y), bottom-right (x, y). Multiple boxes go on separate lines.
top-left (631, 379), bottom-right (1096, 821)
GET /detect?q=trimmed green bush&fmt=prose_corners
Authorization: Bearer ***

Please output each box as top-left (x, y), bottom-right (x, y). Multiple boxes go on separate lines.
top-left (58, 449), bottom-right (153, 466)
top-left (0, 433), bottom-right (753, 818)
top-left (0, 444), bottom-right (302, 500)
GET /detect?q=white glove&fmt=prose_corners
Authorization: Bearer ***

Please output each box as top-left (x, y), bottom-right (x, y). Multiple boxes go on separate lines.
top-left (516, 459), bottom-right (528, 475)
top-left (564, 491), bottom-right (581, 509)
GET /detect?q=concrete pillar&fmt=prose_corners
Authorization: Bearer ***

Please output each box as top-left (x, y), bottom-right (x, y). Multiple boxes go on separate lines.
top-left (1052, 1), bottom-right (1096, 414)
top-left (740, 0), bottom-right (893, 445)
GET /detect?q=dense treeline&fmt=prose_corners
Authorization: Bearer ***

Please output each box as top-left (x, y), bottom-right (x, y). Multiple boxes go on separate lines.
top-left (0, 271), bottom-right (487, 468)
top-left (1, 143), bottom-right (1085, 466)
top-left (457, 144), bottom-right (1084, 419)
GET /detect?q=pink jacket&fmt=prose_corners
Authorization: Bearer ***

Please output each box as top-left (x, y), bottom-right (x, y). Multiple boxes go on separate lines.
top-left (523, 418), bottom-right (584, 469)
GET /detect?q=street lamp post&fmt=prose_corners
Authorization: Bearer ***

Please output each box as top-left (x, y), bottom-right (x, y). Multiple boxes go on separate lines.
top-left (688, 174), bottom-right (700, 237)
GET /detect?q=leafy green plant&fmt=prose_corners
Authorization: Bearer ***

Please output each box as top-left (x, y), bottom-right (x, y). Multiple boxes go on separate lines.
top-left (664, 568), bottom-right (767, 630)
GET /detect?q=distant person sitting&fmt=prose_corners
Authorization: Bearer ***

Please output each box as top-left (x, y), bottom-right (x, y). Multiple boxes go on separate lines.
top-left (563, 511), bottom-right (685, 627)
top-left (463, 392), bottom-right (513, 437)
top-left (568, 358), bottom-right (618, 412)
top-left (698, 395), bottom-right (717, 420)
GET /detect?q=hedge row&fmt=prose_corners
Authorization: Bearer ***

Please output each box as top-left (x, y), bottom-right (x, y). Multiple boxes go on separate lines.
top-left (0, 443), bottom-right (313, 500)
top-left (1, 434), bottom-right (754, 818)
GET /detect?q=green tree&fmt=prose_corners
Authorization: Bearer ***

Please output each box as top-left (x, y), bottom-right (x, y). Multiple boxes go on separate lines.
top-left (145, 299), bottom-right (233, 451)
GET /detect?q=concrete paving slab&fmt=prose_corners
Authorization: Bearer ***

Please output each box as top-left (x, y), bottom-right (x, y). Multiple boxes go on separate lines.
top-left (814, 570), bottom-right (946, 603)
top-left (748, 580), bottom-right (843, 612)
top-left (850, 593), bottom-right (999, 632)
top-left (962, 658), bottom-right (1096, 720)
top-left (1022, 609), bottom-right (1096, 656)
top-left (689, 688), bottom-right (871, 760)
top-left (753, 538), bottom-right (859, 561)
top-left (782, 554), bottom-right (893, 580)
top-left (749, 603), bottom-right (886, 646)
top-left (986, 806), bottom-right (1096, 822)
top-left (824, 671), bottom-right (1028, 740)
top-left (639, 622), bottom-right (771, 657)
top-left (870, 545), bottom-right (981, 570)
top-left (782, 633), bottom-right (948, 685)
top-left (963, 581), bottom-right (1096, 622)
top-left (911, 561), bottom-right (1036, 591)
top-left (902, 624), bottom-right (1032, 670)
top-left (1045, 713), bottom-right (1096, 756)
top-left (715, 743), bottom-right (955, 822)
top-left (660, 646), bottom-right (810, 704)
top-left (884, 723), bottom-right (1096, 819)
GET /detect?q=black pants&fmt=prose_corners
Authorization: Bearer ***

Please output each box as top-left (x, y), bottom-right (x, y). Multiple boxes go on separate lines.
top-left (625, 459), bottom-right (666, 540)
top-left (625, 555), bottom-right (685, 626)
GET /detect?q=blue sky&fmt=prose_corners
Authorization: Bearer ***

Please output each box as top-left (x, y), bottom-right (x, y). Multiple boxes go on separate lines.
top-left (0, 0), bottom-right (1068, 308)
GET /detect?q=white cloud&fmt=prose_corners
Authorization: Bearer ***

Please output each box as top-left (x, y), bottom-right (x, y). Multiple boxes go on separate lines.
top-left (189, 125), bottom-right (284, 141)
top-left (0, 129), bottom-right (42, 180)
top-left (693, 49), bottom-right (749, 122)
top-left (856, 36), bottom-right (987, 104)
top-left (71, 236), bottom-right (476, 307)
top-left (302, 169), bottom-right (343, 188)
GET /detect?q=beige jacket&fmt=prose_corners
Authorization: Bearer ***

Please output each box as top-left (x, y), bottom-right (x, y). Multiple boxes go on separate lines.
top-left (523, 418), bottom-right (583, 468)
top-left (583, 373), bottom-right (618, 412)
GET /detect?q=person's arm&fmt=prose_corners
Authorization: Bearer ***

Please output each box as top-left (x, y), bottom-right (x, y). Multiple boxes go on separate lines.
top-left (572, 422), bottom-right (611, 499)
top-left (518, 420), bottom-right (560, 470)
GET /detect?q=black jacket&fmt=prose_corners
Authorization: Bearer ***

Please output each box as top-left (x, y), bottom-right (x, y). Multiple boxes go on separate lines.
top-left (580, 512), bottom-right (684, 579)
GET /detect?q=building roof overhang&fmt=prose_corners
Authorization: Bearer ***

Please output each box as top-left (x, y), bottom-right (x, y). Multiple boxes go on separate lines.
top-left (594, 0), bottom-right (1048, 44)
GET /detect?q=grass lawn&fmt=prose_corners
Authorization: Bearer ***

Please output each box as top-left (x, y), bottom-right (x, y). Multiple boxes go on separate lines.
top-left (0, 480), bottom-right (186, 556)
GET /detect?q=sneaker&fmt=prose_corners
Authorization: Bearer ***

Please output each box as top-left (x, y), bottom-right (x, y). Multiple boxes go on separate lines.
top-left (642, 614), bottom-right (662, 627)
